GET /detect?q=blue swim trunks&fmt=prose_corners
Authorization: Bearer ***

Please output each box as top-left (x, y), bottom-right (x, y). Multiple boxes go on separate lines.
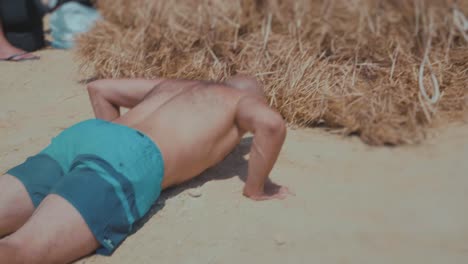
top-left (6, 119), bottom-right (164, 255)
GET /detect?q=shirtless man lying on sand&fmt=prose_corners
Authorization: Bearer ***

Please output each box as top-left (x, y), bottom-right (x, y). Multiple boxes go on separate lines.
top-left (0, 75), bottom-right (290, 263)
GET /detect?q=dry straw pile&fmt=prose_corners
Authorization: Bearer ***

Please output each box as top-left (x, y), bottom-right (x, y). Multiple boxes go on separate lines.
top-left (76, 0), bottom-right (468, 145)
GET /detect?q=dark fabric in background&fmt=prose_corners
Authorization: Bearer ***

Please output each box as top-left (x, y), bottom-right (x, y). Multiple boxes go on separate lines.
top-left (0, 0), bottom-right (92, 52)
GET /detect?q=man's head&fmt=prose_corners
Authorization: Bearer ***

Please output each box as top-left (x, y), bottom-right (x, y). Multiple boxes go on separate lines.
top-left (224, 74), bottom-right (265, 98)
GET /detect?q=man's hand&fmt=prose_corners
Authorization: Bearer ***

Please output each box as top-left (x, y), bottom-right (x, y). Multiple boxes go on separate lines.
top-left (243, 181), bottom-right (293, 201)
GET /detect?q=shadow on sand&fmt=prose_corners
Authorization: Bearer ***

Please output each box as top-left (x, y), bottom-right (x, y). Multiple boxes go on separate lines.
top-left (132, 136), bottom-right (253, 233)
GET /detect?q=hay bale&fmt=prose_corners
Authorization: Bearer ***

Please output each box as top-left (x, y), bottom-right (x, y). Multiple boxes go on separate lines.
top-left (76, 0), bottom-right (468, 145)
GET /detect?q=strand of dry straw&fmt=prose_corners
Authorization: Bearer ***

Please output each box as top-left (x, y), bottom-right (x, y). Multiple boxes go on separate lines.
top-left (418, 13), bottom-right (440, 105)
top-left (453, 7), bottom-right (468, 41)
top-left (419, 6), bottom-right (467, 116)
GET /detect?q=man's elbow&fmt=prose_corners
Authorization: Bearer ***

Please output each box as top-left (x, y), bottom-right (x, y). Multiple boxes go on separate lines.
top-left (259, 113), bottom-right (287, 139)
top-left (86, 80), bottom-right (104, 93)
top-left (86, 80), bottom-right (109, 99)
top-left (86, 82), bottom-right (98, 96)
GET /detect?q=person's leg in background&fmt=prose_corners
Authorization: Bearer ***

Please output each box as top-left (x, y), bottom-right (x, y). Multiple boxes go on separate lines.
top-left (0, 19), bottom-right (39, 61)
top-left (0, 0), bottom-right (45, 61)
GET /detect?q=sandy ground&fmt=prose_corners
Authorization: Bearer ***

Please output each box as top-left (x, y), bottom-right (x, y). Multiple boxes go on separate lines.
top-left (1, 50), bottom-right (468, 264)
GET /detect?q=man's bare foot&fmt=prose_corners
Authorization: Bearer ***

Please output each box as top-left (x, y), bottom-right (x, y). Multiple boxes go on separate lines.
top-left (0, 44), bottom-right (39, 61)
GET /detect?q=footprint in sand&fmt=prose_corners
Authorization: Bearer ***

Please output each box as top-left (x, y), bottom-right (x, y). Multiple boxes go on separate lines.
top-left (0, 111), bottom-right (15, 129)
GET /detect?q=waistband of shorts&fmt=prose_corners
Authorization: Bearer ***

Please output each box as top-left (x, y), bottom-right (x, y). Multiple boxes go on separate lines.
top-left (81, 118), bottom-right (164, 172)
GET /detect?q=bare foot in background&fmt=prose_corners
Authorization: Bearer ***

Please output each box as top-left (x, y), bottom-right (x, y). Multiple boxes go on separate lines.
top-left (0, 44), bottom-right (39, 61)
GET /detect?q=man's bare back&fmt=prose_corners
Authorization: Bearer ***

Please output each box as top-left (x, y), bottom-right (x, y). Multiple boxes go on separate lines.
top-left (115, 81), bottom-right (244, 189)
top-left (88, 75), bottom-right (289, 199)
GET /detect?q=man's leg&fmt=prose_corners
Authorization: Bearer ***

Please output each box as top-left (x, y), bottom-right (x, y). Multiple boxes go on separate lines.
top-left (0, 194), bottom-right (99, 264)
top-left (0, 239), bottom-right (21, 263)
top-left (0, 174), bottom-right (34, 237)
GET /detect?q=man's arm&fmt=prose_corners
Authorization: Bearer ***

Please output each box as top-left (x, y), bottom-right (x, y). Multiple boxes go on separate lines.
top-left (235, 96), bottom-right (288, 201)
top-left (86, 78), bottom-right (165, 121)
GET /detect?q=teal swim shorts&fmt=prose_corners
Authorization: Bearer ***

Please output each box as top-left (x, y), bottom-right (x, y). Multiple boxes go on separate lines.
top-left (6, 119), bottom-right (164, 255)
